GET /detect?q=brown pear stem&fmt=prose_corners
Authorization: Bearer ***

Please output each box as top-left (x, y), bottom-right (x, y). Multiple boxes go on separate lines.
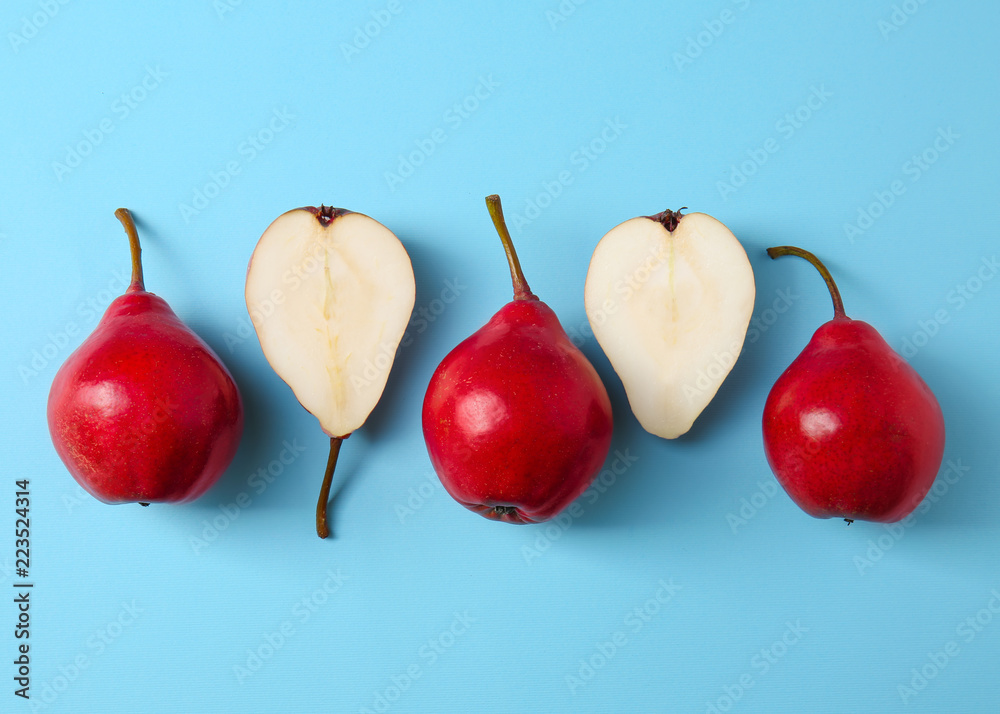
top-left (115, 208), bottom-right (145, 292)
top-left (649, 207), bottom-right (687, 231)
top-left (485, 194), bottom-right (537, 301)
top-left (316, 437), bottom-right (344, 539)
top-left (767, 245), bottom-right (846, 319)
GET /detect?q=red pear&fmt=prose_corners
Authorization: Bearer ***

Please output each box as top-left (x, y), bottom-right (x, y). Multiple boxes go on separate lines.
top-left (762, 246), bottom-right (945, 523)
top-left (47, 209), bottom-right (244, 505)
top-left (422, 195), bottom-right (613, 524)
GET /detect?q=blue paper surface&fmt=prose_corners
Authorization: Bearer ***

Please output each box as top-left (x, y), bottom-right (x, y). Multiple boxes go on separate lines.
top-left (1, 1), bottom-right (998, 712)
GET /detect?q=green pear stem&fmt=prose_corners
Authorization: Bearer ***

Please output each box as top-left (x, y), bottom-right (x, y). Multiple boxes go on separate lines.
top-left (767, 246), bottom-right (846, 319)
top-left (115, 208), bottom-right (145, 292)
top-left (485, 194), bottom-right (537, 301)
top-left (316, 436), bottom-right (343, 539)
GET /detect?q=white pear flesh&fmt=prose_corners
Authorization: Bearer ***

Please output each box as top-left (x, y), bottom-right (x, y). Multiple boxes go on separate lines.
top-left (584, 211), bottom-right (755, 439)
top-left (245, 208), bottom-right (415, 438)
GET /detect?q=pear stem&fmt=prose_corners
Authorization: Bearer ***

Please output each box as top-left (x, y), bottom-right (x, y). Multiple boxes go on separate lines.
top-left (649, 207), bottom-right (687, 231)
top-left (316, 437), bottom-right (343, 539)
top-left (767, 246), bottom-right (846, 319)
top-left (485, 194), bottom-right (537, 301)
top-left (115, 208), bottom-right (145, 292)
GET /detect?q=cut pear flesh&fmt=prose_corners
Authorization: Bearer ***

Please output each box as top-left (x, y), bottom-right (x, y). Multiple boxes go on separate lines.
top-left (245, 207), bottom-right (415, 438)
top-left (585, 211), bottom-right (755, 438)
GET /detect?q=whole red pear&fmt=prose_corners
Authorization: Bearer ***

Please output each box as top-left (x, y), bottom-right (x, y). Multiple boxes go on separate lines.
top-left (47, 209), bottom-right (244, 505)
top-left (422, 195), bottom-right (613, 524)
top-left (762, 246), bottom-right (945, 523)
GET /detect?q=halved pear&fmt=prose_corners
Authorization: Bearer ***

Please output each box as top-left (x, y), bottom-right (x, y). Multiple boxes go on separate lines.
top-left (245, 205), bottom-right (415, 536)
top-left (584, 209), bottom-right (754, 439)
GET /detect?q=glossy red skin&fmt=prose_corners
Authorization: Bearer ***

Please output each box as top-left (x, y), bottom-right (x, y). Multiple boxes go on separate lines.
top-left (763, 317), bottom-right (945, 522)
top-left (47, 290), bottom-right (244, 504)
top-left (422, 299), bottom-right (613, 524)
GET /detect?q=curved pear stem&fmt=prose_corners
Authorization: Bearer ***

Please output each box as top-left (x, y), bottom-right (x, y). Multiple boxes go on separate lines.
top-left (649, 207), bottom-right (687, 232)
top-left (316, 436), bottom-right (344, 539)
top-left (485, 194), bottom-right (537, 301)
top-left (115, 208), bottom-right (145, 292)
top-left (767, 246), bottom-right (846, 319)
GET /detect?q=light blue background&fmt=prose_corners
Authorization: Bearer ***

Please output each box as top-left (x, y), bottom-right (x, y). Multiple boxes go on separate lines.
top-left (2, 1), bottom-right (998, 712)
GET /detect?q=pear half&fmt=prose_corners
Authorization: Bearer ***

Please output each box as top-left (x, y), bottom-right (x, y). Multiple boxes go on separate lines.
top-left (245, 205), bottom-right (415, 536)
top-left (584, 209), bottom-right (754, 438)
